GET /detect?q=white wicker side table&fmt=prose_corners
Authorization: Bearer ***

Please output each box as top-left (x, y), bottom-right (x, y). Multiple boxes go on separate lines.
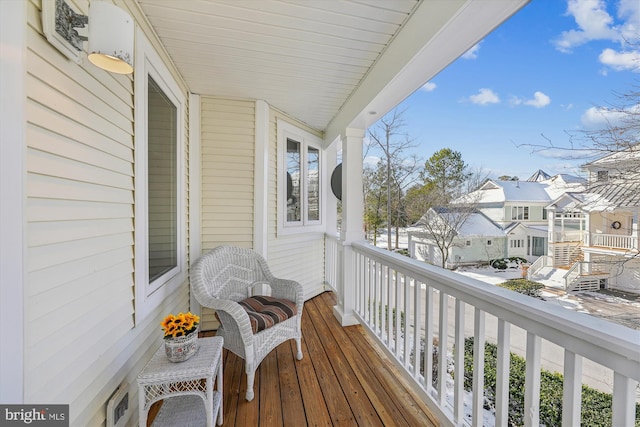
top-left (137, 336), bottom-right (224, 427)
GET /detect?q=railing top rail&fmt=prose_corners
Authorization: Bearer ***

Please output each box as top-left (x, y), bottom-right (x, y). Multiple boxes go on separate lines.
top-left (351, 241), bottom-right (640, 380)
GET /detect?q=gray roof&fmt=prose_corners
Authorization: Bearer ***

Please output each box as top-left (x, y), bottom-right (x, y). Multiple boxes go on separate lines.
top-left (585, 173), bottom-right (640, 209)
top-left (527, 169), bottom-right (551, 182)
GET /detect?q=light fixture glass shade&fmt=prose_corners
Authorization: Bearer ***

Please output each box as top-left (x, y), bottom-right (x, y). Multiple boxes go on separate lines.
top-left (88, 2), bottom-right (134, 74)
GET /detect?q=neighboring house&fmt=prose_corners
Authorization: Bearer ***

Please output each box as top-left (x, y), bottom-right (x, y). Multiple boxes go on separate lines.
top-left (407, 208), bottom-right (505, 268)
top-left (1, 1), bottom-right (538, 425)
top-left (408, 171), bottom-right (586, 267)
top-left (532, 148), bottom-right (640, 292)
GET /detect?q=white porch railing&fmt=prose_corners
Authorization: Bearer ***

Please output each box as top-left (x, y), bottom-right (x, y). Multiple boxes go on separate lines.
top-left (554, 230), bottom-right (583, 242)
top-left (328, 240), bottom-right (639, 427)
top-left (526, 254), bottom-right (551, 280)
top-left (563, 261), bottom-right (582, 290)
top-left (324, 233), bottom-right (342, 295)
top-left (591, 233), bottom-right (638, 251)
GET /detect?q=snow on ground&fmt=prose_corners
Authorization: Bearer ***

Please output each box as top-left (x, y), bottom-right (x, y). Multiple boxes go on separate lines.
top-left (369, 229), bottom-right (640, 327)
top-left (372, 228), bottom-right (409, 250)
top-left (455, 265), bottom-right (522, 285)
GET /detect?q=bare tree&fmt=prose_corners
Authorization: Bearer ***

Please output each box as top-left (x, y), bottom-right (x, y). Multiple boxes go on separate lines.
top-left (414, 205), bottom-right (478, 268)
top-left (367, 109), bottom-right (420, 250)
top-left (363, 161), bottom-right (387, 245)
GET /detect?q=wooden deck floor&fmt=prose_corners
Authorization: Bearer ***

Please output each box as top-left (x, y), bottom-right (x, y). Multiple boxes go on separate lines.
top-left (151, 291), bottom-right (439, 426)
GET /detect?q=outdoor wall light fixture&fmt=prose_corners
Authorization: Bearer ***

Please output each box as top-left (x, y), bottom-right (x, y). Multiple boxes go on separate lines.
top-left (42, 0), bottom-right (134, 74)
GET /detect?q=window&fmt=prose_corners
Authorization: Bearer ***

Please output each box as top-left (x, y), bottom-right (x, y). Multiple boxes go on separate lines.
top-left (511, 206), bottom-right (529, 221)
top-left (148, 77), bottom-right (177, 283)
top-left (510, 239), bottom-right (524, 248)
top-left (465, 240), bottom-right (472, 247)
top-left (278, 119), bottom-right (324, 235)
top-left (487, 240), bottom-right (493, 246)
top-left (597, 170), bottom-right (609, 181)
top-left (134, 29), bottom-right (186, 323)
top-left (542, 208), bottom-right (547, 220)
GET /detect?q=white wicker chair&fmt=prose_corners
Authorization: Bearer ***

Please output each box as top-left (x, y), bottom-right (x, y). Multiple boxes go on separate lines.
top-left (190, 245), bottom-right (304, 401)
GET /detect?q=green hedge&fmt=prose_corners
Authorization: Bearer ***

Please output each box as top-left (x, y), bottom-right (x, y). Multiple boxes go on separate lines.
top-left (463, 338), bottom-right (640, 426)
top-left (498, 279), bottom-right (544, 299)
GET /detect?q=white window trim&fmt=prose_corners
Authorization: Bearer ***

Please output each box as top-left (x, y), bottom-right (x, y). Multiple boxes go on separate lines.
top-left (134, 28), bottom-right (187, 323)
top-left (277, 119), bottom-right (325, 236)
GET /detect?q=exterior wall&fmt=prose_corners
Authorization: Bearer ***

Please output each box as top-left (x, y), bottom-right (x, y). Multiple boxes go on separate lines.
top-left (23, 1), bottom-right (189, 425)
top-left (195, 101), bottom-right (327, 316)
top-left (589, 210), bottom-right (632, 236)
top-left (452, 236), bottom-right (505, 265)
top-left (267, 109), bottom-right (326, 299)
top-left (503, 203), bottom-right (548, 223)
top-left (200, 97), bottom-right (255, 251)
top-left (607, 257), bottom-right (640, 292)
top-left (410, 235), bottom-right (506, 267)
top-left (199, 97), bottom-right (255, 330)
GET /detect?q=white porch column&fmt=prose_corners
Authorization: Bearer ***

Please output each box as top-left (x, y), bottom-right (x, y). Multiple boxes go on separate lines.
top-left (333, 128), bottom-right (365, 326)
top-left (584, 210), bottom-right (591, 247)
top-left (632, 212), bottom-right (638, 250)
top-left (547, 206), bottom-right (556, 244)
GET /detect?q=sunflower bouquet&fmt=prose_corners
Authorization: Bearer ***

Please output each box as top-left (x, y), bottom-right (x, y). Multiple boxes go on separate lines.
top-left (160, 312), bottom-right (200, 339)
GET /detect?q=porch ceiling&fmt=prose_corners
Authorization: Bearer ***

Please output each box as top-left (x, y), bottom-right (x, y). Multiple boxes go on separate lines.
top-left (136, 0), bottom-right (529, 140)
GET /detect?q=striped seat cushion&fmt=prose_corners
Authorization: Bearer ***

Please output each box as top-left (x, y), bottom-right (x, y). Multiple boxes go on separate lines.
top-left (238, 295), bottom-right (297, 334)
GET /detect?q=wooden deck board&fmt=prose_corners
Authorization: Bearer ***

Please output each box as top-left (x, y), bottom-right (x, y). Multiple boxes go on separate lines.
top-left (151, 292), bottom-right (439, 426)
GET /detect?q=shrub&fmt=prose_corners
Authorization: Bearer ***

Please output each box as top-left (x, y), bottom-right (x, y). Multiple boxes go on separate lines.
top-left (463, 338), bottom-right (640, 426)
top-left (498, 279), bottom-right (544, 299)
top-left (489, 257), bottom-right (528, 270)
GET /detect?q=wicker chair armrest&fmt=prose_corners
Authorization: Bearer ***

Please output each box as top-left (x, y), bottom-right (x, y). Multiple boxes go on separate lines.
top-left (270, 278), bottom-right (304, 312)
top-left (195, 294), bottom-right (255, 343)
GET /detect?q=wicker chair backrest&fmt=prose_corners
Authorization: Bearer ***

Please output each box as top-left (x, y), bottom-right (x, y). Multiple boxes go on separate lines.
top-left (196, 246), bottom-right (274, 302)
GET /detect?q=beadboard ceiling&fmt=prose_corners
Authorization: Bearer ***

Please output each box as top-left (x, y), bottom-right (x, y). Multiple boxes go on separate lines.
top-left (136, 0), bottom-right (529, 135)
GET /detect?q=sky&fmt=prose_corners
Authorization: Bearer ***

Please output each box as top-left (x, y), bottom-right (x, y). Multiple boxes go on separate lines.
top-left (366, 0), bottom-right (640, 182)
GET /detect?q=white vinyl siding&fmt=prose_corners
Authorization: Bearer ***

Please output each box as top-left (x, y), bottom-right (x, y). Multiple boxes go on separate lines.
top-left (268, 110), bottom-right (326, 299)
top-left (199, 97), bottom-right (255, 330)
top-left (24, 1), bottom-right (189, 425)
top-left (200, 97), bottom-right (255, 250)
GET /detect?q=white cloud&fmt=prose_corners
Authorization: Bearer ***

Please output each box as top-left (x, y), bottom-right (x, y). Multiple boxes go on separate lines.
top-left (468, 88), bottom-right (500, 105)
top-left (617, 0), bottom-right (640, 42)
top-left (421, 82), bottom-right (437, 92)
top-left (553, 0), bottom-right (620, 53)
top-left (524, 91), bottom-right (551, 108)
top-left (553, 0), bottom-right (640, 74)
top-left (509, 91), bottom-right (551, 108)
top-left (580, 105), bottom-right (638, 128)
top-left (598, 48), bottom-right (640, 72)
top-left (461, 43), bottom-right (481, 60)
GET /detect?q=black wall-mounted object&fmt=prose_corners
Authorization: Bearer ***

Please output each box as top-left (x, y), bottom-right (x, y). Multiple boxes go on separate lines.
top-left (331, 163), bottom-right (342, 201)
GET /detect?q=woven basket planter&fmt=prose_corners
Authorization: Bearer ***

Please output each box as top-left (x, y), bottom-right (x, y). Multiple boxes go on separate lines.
top-left (164, 327), bottom-right (199, 362)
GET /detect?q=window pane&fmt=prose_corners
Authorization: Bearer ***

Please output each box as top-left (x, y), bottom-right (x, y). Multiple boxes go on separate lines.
top-left (148, 76), bottom-right (177, 283)
top-left (307, 147), bottom-right (319, 221)
top-left (286, 138), bottom-right (301, 222)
